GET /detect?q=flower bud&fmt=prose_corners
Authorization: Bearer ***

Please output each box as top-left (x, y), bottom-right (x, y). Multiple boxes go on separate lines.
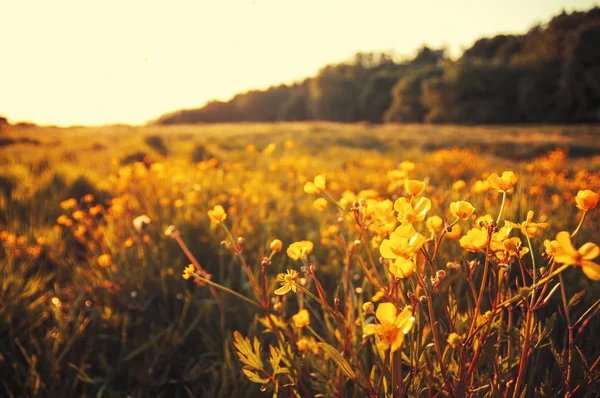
top-left (269, 238), bottom-right (283, 253)
top-left (362, 301), bottom-right (374, 314)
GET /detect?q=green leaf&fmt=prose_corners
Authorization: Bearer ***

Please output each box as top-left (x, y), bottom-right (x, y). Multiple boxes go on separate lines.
top-left (317, 342), bottom-right (356, 380)
top-left (233, 331), bottom-right (263, 370)
top-left (568, 289), bottom-right (586, 309)
top-left (242, 368), bottom-right (269, 384)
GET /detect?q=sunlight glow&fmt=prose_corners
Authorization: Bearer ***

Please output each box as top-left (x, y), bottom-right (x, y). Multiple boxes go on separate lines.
top-left (1, 0), bottom-right (596, 126)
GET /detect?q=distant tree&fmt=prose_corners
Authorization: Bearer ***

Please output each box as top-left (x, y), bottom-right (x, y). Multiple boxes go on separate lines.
top-left (384, 66), bottom-right (443, 123)
top-left (560, 20), bottom-right (600, 122)
top-left (422, 60), bottom-right (522, 124)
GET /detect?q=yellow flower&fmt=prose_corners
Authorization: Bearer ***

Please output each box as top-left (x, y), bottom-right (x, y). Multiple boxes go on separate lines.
top-left (394, 197), bottom-right (431, 224)
top-left (404, 180), bottom-right (426, 196)
top-left (379, 224), bottom-right (426, 278)
top-left (274, 269), bottom-right (298, 295)
top-left (449, 201), bottom-right (475, 220)
top-left (544, 238), bottom-right (560, 257)
top-left (57, 215), bottom-right (73, 227)
top-left (262, 143), bottom-right (276, 156)
top-left (445, 224), bottom-right (462, 240)
top-left (399, 161), bottom-right (415, 171)
top-left (292, 309), bottom-right (310, 328)
top-left (133, 215), bottom-right (151, 233)
top-left (426, 216), bottom-right (444, 233)
top-left (363, 303), bottom-right (415, 353)
top-left (284, 140), bottom-right (295, 149)
top-left (312, 197), bottom-right (328, 211)
top-left (487, 171), bottom-right (518, 193)
top-left (182, 264), bottom-right (195, 280)
top-left (287, 241), bottom-right (314, 261)
top-left (505, 210), bottom-right (548, 238)
top-left (98, 254), bottom-right (112, 268)
top-left (490, 225), bottom-right (513, 252)
top-left (296, 338), bottom-right (310, 353)
top-left (553, 231), bottom-right (600, 280)
top-left (72, 210), bottom-right (85, 221)
top-left (459, 227), bottom-right (488, 252)
top-left (82, 194), bottom-right (95, 203)
top-left (452, 180), bottom-right (467, 191)
top-left (472, 180), bottom-right (490, 194)
top-left (245, 144), bottom-right (256, 153)
top-left (496, 237), bottom-right (528, 261)
top-left (447, 332), bottom-right (464, 348)
top-left (208, 205), bottom-right (227, 224)
top-left (575, 190), bottom-right (599, 211)
top-left (269, 239), bottom-right (283, 253)
top-left (60, 198), bottom-right (77, 210)
top-left (304, 174), bottom-right (326, 194)
top-left (362, 301), bottom-right (374, 314)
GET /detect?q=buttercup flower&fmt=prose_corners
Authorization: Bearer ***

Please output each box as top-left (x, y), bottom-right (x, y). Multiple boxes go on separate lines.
top-left (553, 231), bottom-right (600, 280)
top-left (452, 180), bottom-right (467, 191)
top-left (312, 197), bottom-right (328, 211)
top-left (98, 254), bottom-right (112, 268)
top-left (304, 174), bottom-right (326, 194)
top-left (274, 269), bottom-right (299, 295)
top-left (208, 205), bottom-right (227, 224)
top-left (459, 227), bottom-right (488, 252)
top-left (269, 239), bottom-right (283, 253)
top-left (426, 216), bottom-right (444, 233)
top-left (488, 171), bottom-right (518, 193)
top-left (379, 224), bottom-right (426, 278)
top-left (394, 197), bottom-right (431, 224)
top-left (505, 210), bottom-right (547, 238)
top-left (450, 201), bottom-right (476, 220)
top-left (575, 190), bottom-right (599, 211)
top-left (404, 180), bottom-right (426, 196)
top-left (60, 198), bottom-right (77, 210)
top-left (363, 303), bottom-right (415, 353)
top-left (292, 309), bottom-right (310, 328)
top-left (182, 264), bottom-right (195, 280)
top-left (287, 241), bottom-right (314, 260)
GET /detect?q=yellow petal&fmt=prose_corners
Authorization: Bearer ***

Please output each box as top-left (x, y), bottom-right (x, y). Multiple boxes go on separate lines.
top-left (379, 240), bottom-right (395, 259)
top-left (389, 258), bottom-right (416, 278)
top-left (555, 231), bottom-right (577, 255)
top-left (582, 260), bottom-right (600, 280)
top-left (376, 302), bottom-right (397, 324)
top-left (579, 242), bottom-right (600, 260)
top-left (363, 324), bottom-right (377, 336)
top-left (274, 285), bottom-right (291, 295)
top-left (393, 197), bottom-right (411, 214)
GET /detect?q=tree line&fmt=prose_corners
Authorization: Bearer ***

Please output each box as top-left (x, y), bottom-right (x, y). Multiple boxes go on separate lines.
top-left (153, 7), bottom-right (600, 125)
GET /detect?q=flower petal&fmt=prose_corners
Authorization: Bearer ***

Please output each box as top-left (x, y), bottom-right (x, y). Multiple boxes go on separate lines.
top-left (376, 302), bottom-right (397, 324)
top-left (582, 260), bottom-right (600, 280)
top-left (555, 231), bottom-right (577, 255)
top-left (579, 242), bottom-right (600, 260)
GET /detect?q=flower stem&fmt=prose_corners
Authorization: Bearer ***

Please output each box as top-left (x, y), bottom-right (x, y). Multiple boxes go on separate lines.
top-left (192, 273), bottom-right (262, 309)
top-left (571, 211), bottom-right (587, 238)
top-left (496, 192), bottom-right (507, 225)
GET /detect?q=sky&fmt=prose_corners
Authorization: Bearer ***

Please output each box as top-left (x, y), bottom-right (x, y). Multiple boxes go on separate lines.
top-left (1, 0), bottom-right (598, 126)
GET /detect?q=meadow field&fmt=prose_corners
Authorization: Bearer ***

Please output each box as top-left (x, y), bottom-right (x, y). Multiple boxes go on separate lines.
top-left (1, 122), bottom-right (600, 397)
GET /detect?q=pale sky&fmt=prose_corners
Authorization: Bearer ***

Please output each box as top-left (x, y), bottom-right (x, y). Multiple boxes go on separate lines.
top-left (1, 0), bottom-right (598, 126)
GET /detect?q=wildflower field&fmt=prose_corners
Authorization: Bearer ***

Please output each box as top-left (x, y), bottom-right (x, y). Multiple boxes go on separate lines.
top-left (1, 122), bottom-right (600, 397)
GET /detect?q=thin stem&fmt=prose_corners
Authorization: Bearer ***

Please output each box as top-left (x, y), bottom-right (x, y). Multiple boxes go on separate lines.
top-left (525, 233), bottom-right (537, 304)
top-left (559, 273), bottom-right (573, 393)
top-left (192, 273), bottom-right (262, 309)
top-left (571, 211), bottom-right (587, 238)
top-left (496, 192), bottom-right (507, 225)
